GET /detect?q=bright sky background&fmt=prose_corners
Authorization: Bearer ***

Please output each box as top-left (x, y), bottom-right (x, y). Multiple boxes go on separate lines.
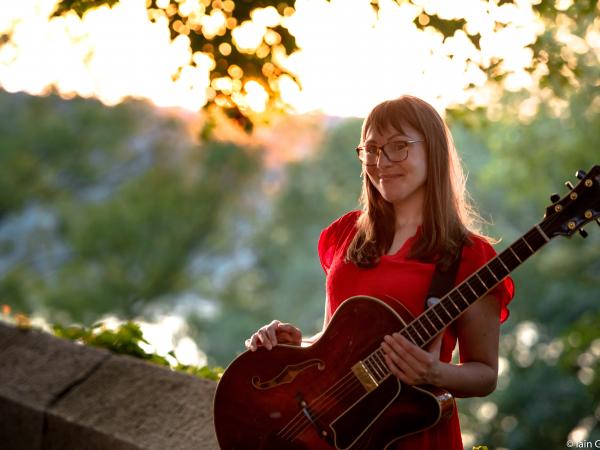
top-left (0, 0), bottom-right (556, 118)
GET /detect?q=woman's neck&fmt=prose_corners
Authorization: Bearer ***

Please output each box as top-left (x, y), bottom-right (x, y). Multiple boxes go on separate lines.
top-left (392, 188), bottom-right (424, 230)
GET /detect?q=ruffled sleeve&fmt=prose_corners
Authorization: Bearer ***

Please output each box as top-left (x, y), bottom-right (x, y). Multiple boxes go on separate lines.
top-left (318, 211), bottom-right (361, 275)
top-left (457, 236), bottom-right (516, 323)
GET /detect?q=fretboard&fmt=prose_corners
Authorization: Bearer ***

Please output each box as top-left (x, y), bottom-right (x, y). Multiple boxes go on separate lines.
top-left (360, 221), bottom-right (554, 385)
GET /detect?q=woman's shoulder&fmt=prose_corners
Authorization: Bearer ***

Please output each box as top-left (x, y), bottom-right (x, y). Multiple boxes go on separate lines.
top-left (324, 210), bottom-right (361, 234)
top-left (463, 232), bottom-right (498, 258)
top-left (318, 210), bottom-right (361, 273)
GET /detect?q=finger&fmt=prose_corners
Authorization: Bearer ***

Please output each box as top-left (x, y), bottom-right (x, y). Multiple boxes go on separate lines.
top-left (382, 341), bottom-right (421, 382)
top-left (266, 323), bottom-right (279, 347)
top-left (383, 352), bottom-right (413, 385)
top-left (258, 329), bottom-right (273, 350)
top-left (394, 334), bottom-right (434, 365)
top-left (278, 331), bottom-right (303, 345)
top-left (246, 334), bottom-right (260, 352)
top-left (277, 323), bottom-right (301, 343)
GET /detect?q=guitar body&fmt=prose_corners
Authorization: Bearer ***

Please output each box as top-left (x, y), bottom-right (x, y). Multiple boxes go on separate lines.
top-left (213, 296), bottom-right (454, 450)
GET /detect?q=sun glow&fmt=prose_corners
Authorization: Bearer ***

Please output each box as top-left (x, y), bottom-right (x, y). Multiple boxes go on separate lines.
top-left (0, 0), bottom-right (590, 118)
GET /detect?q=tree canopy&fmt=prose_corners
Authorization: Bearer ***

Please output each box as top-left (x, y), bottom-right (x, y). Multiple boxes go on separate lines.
top-left (43, 0), bottom-right (600, 129)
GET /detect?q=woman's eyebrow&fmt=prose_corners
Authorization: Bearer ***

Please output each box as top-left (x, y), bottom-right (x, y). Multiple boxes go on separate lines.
top-left (364, 133), bottom-right (409, 144)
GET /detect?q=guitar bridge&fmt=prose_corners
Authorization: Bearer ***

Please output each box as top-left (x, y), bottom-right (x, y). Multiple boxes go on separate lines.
top-left (296, 394), bottom-right (334, 445)
top-left (352, 361), bottom-right (379, 392)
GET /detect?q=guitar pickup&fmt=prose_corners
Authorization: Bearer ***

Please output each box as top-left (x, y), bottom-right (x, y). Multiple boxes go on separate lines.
top-left (352, 361), bottom-right (379, 392)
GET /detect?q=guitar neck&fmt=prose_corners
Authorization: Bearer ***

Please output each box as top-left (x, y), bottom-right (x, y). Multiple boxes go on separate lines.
top-left (402, 223), bottom-right (552, 349)
top-left (361, 222), bottom-right (555, 384)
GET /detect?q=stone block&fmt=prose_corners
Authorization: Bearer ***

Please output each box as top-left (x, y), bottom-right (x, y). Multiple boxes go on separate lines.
top-left (0, 323), bottom-right (109, 450)
top-left (45, 353), bottom-right (219, 450)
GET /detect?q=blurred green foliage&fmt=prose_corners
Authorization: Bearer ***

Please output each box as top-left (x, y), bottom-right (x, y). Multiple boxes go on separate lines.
top-left (52, 320), bottom-right (223, 380)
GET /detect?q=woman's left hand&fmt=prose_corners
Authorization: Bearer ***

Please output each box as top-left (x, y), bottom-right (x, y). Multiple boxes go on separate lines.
top-left (381, 332), bottom-right (443, 386)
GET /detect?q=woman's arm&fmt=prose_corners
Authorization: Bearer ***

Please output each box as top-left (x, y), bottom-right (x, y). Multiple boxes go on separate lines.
top-left (382, 294), bottom-right (501, 398)
top-left (301, 299), bottom-right (330, 346)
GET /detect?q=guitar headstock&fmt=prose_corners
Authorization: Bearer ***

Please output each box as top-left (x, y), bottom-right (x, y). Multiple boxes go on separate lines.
top-left (542, 165), bottom-right (600, 239)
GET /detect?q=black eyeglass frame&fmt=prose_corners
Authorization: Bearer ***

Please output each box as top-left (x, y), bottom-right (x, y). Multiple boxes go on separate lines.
top-left (356, 139), bottom-right (425, 166)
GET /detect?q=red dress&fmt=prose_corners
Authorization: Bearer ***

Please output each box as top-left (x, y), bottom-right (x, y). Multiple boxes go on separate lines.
top-left (318, 211), bottom-right (515, 450)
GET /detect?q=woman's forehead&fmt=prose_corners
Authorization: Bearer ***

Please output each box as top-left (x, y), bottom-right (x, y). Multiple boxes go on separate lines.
top-left (364, 120), bottom-right (419, 140)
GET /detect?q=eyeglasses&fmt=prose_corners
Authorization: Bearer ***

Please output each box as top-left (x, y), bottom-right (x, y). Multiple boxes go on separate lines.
top-left (356, 139), bottom-right (424, 166)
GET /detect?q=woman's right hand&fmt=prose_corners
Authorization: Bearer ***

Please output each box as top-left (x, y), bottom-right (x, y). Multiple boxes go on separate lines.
top-left (245, 320), bottom-right (302, 351)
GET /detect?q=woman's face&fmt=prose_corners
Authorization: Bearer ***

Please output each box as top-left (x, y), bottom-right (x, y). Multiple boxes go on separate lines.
top-left (362, 121), bottom-right (428, 208)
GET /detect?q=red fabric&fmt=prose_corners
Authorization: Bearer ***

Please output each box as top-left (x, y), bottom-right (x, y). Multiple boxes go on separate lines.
top-left (318, 211), bottom-right (515, 450)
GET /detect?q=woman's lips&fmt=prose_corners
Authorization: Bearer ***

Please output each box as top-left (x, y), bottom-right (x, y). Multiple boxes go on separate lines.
top-left (379, 173), bottom-right (404, 180)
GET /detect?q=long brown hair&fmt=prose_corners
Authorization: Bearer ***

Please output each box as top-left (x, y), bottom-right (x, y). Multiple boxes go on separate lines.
top-left (347, 95), bottom-right (487, 269)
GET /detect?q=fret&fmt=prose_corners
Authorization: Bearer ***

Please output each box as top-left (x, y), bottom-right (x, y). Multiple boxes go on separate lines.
top-left (482, 264), bottom-right (499, 283)
top-left (364, 358), bottom-right (377, 380)
top-left (411, 322), bottom-right (427, 343)
top-left (500, 250), bottom-right (520, 271)
top-left (468, 275), bottom-right (488, 296)
top-left (403, 327), bottom-right (420, 346)
top-left (463, 281), bottom-right (479, 299)
top-left (509, 247), bottom-right (523, 263)
top-left (421, 313), bottom-right (438, 334)
top-left (367, 355), bottom-right (385, 380)
top-left (451, 289), bottom-right (470, 309)
top-left (414, 320), bottom-right (431, 340)
top-left (374, 350), bottom-right (389, 376)
top-left (444, 297), bottom-right (461, 315)
top-left (426, 308), bottom-right (444, 329)
top-left (527, 227), bottom-right (548, 249)
top-left (375, 354), bottom-right (390, 378)
top-left (434, 302), bottom-right (452, 322)
top-left (535, 224), bottom-right (550, 242)
top-left (522, 235), bottom-right (535, 253)
top-left (370, 357), bottom-right (385, 381)
top-left (475, 271), bottom-right (489, 290)
top-left (496, 256), bottom-right (510, 275)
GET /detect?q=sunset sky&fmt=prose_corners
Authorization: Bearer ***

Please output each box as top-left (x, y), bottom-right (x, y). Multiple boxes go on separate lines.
top-left (0, 0), bottom-right (568, 118)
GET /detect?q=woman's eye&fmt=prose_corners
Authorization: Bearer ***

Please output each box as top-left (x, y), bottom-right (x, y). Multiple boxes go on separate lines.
top-left (390, 142), bottom-right (408, 151)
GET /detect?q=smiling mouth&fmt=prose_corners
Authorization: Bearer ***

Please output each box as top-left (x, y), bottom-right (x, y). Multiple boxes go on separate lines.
top-left (379, 174), bottom-right (404, 180)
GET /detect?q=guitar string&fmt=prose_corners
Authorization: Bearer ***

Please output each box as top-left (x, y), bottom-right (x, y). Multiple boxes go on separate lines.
top-left (280, 348), bottom-right (393, 440)
top-left (285, 353), bottom-right (395, 441)
top-left (278, 371), bottom-right (358, 439)
top-left (278, 222), bottom-right (557, 442)
top-left (278, 347), bottom-right (392, 440)
top-left (285, 378), bottom-right (366, 441)
top-left (281, 375), bottom-right (366, 441)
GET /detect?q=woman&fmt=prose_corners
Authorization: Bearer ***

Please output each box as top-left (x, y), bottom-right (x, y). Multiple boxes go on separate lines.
top-left (245, 95), bottom-right (514, 449)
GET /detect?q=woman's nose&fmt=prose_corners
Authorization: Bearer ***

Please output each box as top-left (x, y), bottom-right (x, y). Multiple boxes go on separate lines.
top-left (376, 149), bottom-right (393, 168)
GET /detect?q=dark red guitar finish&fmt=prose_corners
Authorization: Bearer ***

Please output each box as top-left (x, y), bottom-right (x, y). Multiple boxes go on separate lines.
top-left (213, 296), bottom-right (453, 450)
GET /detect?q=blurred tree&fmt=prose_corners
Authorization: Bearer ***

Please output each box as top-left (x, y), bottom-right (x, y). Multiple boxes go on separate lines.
top-left (43, 0), bottom-right (600, 129)
top-left (0, 91), bottom-right (263, 324)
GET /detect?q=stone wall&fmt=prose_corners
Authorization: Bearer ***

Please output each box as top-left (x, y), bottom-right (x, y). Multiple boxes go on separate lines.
top-left (0, 322), bottom-right (219, 450)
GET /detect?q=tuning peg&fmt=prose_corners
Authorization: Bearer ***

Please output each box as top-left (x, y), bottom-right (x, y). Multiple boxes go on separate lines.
top-left (550, 193), bottom-right (561, 203)
top-left (579, 228), bottom-right (588, 238)
top-left (565, 181), bottom-right (575, 190)
top-left (576, 170), bottom-right (587, 180)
